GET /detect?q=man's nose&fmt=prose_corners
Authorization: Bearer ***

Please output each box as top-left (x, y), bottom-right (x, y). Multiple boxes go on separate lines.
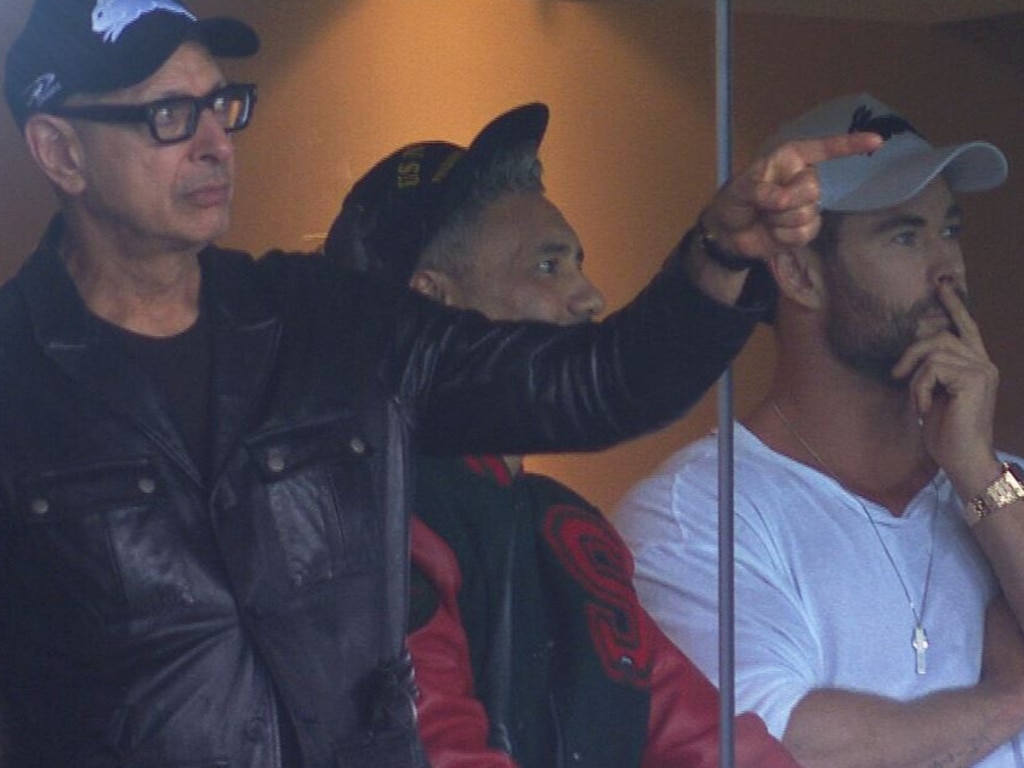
top-left (190, 107), bottom-right (234, 162)
top-left (928, 237), bottom-right (965, 288)
top-left (570, 275), bottom-right (606, 321)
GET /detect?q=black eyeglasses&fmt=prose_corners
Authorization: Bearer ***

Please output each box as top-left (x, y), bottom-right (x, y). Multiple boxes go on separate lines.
top-left (45, 83), bottom-right (257, 145)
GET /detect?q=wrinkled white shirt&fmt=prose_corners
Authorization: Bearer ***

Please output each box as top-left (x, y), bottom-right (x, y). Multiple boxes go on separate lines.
top-left (616, 425), bottom-right (1024, 767)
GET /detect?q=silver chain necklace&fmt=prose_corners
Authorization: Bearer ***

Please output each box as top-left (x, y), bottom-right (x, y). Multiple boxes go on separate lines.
top-left (769, 400), bottom-right (938, 675)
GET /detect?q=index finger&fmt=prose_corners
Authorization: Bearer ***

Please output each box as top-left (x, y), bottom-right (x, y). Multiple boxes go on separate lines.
top-left (779, 132), bottom-right (884, 167)
top-left (759, 132), bottom-right (884, 190)
top-left (938, 280), bottom-right (986, 351)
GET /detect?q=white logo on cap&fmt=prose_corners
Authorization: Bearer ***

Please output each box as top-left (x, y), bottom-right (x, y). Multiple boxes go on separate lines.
top-left (92, 0), bottom-right (196, 43)
top-left (23, 73), bottom-right (62, 109)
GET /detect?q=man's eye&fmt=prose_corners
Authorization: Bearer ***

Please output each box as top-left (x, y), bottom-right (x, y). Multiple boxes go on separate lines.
top-left (537, 258), bottom-right (557, 274)
top-left (892, 231), bottom-right (917, 246)
top-left (943, 223), bottom-right (963, 240)
top-left (152, 105), bottom-right (174, 123)
top-left (151, 102), bottom-right (184, 126)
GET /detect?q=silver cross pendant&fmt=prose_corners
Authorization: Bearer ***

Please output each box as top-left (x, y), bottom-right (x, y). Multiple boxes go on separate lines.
top-left (912, 625), bottom-right (929, 675)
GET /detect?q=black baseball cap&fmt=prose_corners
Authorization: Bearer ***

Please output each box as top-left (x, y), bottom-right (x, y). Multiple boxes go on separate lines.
top-left (324, 103), bottom-right (549, 285)
top-left (4, 0), bottom-right (259, 128)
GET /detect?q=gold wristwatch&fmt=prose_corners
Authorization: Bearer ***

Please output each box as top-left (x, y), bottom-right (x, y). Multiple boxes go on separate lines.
top-left (964, 462), bottom-right (1024, 527)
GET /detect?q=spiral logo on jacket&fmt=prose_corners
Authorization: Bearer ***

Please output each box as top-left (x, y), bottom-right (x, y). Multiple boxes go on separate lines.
top-left (542, 504), bottom-right (654, 687)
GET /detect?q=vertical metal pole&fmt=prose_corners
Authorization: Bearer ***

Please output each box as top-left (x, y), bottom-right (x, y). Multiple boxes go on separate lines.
top-left (714, 2), bottom-right (737, 768)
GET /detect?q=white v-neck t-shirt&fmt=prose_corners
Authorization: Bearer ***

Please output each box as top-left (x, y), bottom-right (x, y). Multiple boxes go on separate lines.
top-left (616, 425), bottom-right (1024, 767)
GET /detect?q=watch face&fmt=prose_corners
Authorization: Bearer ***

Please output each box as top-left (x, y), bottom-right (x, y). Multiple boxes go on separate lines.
top-left (988, 463), bottom-right (1024, 511)
top-left (966, 463), bottom-right (1024, 526)
top-left (1007, 462), bottom-right (1024, 486)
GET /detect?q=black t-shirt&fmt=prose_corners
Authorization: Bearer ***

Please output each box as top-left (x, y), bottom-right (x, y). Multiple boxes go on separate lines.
top-left (106, 313), bottom-right (212, 477)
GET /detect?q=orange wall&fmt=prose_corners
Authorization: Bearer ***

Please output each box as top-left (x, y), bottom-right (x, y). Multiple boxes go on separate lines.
top-left (1, 1), bottom-right (1022, 515)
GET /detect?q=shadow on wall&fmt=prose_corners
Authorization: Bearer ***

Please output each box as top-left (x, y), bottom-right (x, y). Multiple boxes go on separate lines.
top-left (0, 0), bottom-right (49, 282)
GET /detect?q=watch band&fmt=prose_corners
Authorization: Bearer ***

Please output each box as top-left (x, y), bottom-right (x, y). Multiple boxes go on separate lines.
top-left (695, 217), bottom-right (762, 272)
top-left (964, 462), bottom-right (1024, 527)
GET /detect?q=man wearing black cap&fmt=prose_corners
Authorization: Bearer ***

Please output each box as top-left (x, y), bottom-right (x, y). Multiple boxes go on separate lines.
top-left (0, 0), bottom-right (878, 765)
top-left (324, 103), bottom-right (801, 768)
top-left (618, 93), bottom-right (1024, 768)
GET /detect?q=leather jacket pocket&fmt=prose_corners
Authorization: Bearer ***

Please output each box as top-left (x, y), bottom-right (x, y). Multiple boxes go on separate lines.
top-left (244, 412), bottom-right (379, 593)
top-left (12, 457), bottom-right (194, 620)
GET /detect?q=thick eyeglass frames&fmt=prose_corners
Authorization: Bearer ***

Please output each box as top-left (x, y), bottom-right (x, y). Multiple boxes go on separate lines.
top-left (44, 83), bottom-right (257, 145)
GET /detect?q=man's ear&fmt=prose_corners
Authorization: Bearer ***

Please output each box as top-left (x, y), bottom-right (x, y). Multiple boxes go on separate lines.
top-left (23, 114), bottom-right (86, 196)
top-left (768, 246), bottom-right (826, 311)
top-left (409, 269), bottom-right (460, 307)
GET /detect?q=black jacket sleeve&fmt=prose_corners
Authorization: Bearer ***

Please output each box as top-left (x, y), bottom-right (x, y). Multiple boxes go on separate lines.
top-left (390, 255), bottom-right (762, 456)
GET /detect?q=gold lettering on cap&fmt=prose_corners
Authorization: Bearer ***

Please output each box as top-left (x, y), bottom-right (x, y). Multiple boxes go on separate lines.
top-left (396, 161), bottom-right (421, 189)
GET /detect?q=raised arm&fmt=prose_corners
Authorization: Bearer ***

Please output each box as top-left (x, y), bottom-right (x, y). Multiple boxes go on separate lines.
top-left (406, 134), bottom-right (885, 458)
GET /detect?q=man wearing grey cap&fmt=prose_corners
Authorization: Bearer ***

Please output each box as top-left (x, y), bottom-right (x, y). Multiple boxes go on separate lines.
top-left (0, 0), bottom-right (880, 764)
top-left (617, 93), bottom-right (1024, 768)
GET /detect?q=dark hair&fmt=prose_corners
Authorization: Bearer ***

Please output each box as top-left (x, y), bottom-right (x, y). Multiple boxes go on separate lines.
top-left (808, 210), bottom-right (844, 262)
top-left (418, 143), bottom-right (544, 277)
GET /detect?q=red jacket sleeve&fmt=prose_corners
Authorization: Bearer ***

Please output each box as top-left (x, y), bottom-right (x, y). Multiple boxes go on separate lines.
top-left (641, 614), bottom-right (802, 768)
top-left (408, 517), bottom-right (519, 768)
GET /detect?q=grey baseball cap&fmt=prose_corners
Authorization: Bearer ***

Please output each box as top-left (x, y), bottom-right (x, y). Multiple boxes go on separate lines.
top-left (766, 93), bottom-right (1008, 212)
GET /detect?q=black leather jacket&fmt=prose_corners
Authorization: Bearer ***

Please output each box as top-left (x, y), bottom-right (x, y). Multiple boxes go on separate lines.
top-left (0, 220), bottom-right (760, 767)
